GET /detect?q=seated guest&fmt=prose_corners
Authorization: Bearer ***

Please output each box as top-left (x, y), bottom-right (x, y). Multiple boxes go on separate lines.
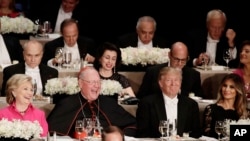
top-left (116, 16), bottom-right (170, 71)
top-left (0, 74), bottom-right (48, 137)
top-left (47, 66), bottom-right (137, 137)
top-left (1, 40), bottom-right (58, 96)
top-left (202, 73), bottom-right (248, 139)
top-left (102, 125), bottom-right (125, 141)
top-left (136, 67), bottom-right (202, 138)
top-left (182, 9), bottom-right (239, 68)
top-left (0, 34), bottom-right (24, 64)
top-left (42, 18), bottom-right (96, 67)
top-left (93, 42), bottom-right (135, 97)
top-left (0, 0), bottom-right (22, 17)
top-left (233, 40), bottom-right (250, 98)
top-left (117, 16), bottom-right (170, 49)
top-left (137, 41), bottom-right (203, 99)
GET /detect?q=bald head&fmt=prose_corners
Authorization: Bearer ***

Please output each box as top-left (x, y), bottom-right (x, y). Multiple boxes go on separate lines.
top-left (169, 42), bottom-right (189, 69)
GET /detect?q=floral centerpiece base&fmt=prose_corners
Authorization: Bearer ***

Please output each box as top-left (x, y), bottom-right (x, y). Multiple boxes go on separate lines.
top-left (0, 137), bottom-right (29, 141)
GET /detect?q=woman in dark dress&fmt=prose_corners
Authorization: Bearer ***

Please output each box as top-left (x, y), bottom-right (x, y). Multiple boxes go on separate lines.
top-left (93, 42), bottom-right (135, 97)
top-left (202, 73), bottom-right (249, 138)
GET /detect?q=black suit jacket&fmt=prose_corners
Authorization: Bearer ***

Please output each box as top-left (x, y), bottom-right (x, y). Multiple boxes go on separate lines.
top-left (116, 32), bottom-right (170, 48)
top-left (1, 63), bottom-right (58, 96)
top-left (2, 35), bottom-right (24, 63)
top-left (136, 94), bottom-right (201, 138)
top-left (137, 63), bottom-right (204, 99)
top-left (41, 36), bottom-right (96, 65)
top-left (182, 29), bottom-right (239, 68)
top-left (47, 94), bottom-right (137, 137)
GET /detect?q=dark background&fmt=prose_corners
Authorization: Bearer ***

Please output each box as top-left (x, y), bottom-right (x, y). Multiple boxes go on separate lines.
top-left (16, 0), bottom-right (250, 45)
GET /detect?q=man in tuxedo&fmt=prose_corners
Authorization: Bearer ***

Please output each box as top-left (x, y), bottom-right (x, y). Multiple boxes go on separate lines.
top-left (1, 40), bottom-right (58, 96)
top-left (42, 18), bottom-right (96, 66)
top-left (47, 67), bottom-right (137, 137)
top-left (136, 67), bottom-right (202, 138)
top-left (117, 16), bottom-right (170, 49)
top-left (0, 34), bottom-right (24, 64)
top-left (137, 42), bottom-right (203, 99)
top-left (182, 9), bottom-right (239, 68)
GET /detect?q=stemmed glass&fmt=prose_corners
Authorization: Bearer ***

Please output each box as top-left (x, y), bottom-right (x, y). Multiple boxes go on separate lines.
top-left (168, 119), bottom-right (177, 138)
top-left (83, 118), bottom-right (95, 140)
top-left (55, 47), bottom-right (64, 69)
top-left (159, 120), bottom-right (169, 140)
top-left (63, 50), bottom-right (72, 68)
top-left (215, 120), bottom-right (224, 140)
top-left (223, 49), bottom-right (231, 71)
top-left (75, 120), bottom-right (84, 141)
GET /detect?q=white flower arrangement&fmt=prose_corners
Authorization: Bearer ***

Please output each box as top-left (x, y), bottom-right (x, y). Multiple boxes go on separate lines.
top-left (44, 77), bottom-right (80, 95)
top-left (0, 118), bottom-right (42, 140)
top-left (100, 80), bottom-right (123, 96)
top-left (0, 16), bottom-right (39, 34)
top-left (120, 47), bottom-right (170, 66)
top-left (224, 118), bottom-right (250, 136)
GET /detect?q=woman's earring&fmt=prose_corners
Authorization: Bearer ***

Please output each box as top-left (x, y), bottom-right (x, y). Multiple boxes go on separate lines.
top-left (114, 66), bottom-right (116, 73)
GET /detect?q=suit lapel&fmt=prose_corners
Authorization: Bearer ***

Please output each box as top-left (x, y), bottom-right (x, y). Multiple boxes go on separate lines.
top-left (155, 94), bottom-right (167, 120)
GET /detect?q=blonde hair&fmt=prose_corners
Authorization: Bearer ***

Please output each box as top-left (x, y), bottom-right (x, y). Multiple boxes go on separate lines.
top-left (206, 9), bottom-right (227, 24)
top-left (5, 74), bottom-right (33, 104)
top-left (158, 66), bottom-right (182, 81)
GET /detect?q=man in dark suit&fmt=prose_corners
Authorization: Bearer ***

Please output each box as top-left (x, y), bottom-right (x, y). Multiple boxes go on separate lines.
top-left (47, 67), bottom-right (137, 137)
top-left (182, 9), bottom-right (239, 68)
top-left (117, 16), bottom-right (170, 49)
top-left (137, 42), bottom-right (203, 99)
top-left (0, 34), bottom-right (24, 64)
top-left (42, 18), bottom-right (96, 66)
top-left (136, 67), bottom-right (202, 138)
top-left (1, 40), bottom-right (58, 96)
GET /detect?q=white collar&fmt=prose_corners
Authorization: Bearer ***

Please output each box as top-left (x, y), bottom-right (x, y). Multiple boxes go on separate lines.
top-left (207, 34), bottom-right (219, 43)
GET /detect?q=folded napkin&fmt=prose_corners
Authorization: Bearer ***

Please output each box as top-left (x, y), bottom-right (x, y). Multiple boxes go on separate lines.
top-left (199, 135), bottom-right (218, 141)
top-left (48, 33), bottom-right (61, 39)
top-left (211, 66), bottom-right (225, 71)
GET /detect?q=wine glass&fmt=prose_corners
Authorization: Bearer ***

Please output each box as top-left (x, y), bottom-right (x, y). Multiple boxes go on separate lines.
top-left (168, 119), bottom-right (177, 138)
top-left (159, 120), bottom-right (168, 140)
top-left (75, 120), bottom-right (84, 141)
top-left (55, 47), bottom-right (64, 69)
top-left (63, 50), bottom-right (72, 68)
top-left (33, 79), bottom-right (37, 96)
top-left (43, 21), bottom-right (51, 37)
top-left (215, 120), bottom-right (224, 140)
top-left (83, 118), bottom-right (95, 140)
top-left (223, 49), bottom-right (231, 71)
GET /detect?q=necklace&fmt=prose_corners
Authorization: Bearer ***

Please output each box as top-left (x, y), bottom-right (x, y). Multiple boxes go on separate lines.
top-left (77, 93), bottom-right (100, 119)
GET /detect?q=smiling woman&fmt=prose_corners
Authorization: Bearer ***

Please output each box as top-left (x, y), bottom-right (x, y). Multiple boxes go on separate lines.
top-left (0, 74), bottom-right (48, 137)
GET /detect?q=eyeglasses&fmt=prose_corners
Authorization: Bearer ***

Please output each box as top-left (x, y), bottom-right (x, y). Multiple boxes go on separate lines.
top-left (81, 79), bottom-right (101, 85)
top-left (171, 55), bottom-right (189, 64)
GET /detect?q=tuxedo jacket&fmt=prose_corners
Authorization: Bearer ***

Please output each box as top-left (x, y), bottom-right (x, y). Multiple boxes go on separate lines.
top-left (182, 29), bottom-right (239, 68)
top-left (136, 94), bottom-right (202, 138)
top-left (137, 63), bottom-right (204, 99)
top-left (1, 63), bottom-right (58, 96)
top-left (116, 32), bottom-right (170, 48)
top-left (47, 94), bottom-right (137, 137)
top-left (41, 36), bottom-right (96, 65)
top-left (2, 35), bottom-right (24, 63)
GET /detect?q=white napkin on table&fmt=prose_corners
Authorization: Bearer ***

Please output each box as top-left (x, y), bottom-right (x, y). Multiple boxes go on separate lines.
top-left (199, 135), bottom-right (218, 141)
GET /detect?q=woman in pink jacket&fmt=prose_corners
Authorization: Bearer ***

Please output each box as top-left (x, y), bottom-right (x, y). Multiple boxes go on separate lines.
top-left (0, 74), bottom-right (48, 137)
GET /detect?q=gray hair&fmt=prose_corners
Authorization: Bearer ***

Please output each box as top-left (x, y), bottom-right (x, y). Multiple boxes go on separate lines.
top-left (136, 16), bottom-right (157, 30)
top-left (22, 40), bottom-right (44, 51)
top-left (206, 9), bottom-right (227, 24)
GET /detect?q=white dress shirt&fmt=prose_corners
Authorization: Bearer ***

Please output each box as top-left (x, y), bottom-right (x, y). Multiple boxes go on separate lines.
top-left (137, 37), bottom-right (153, 48)
top-left (25, 64), bottom-right (43, 95)
top-left (163, 94), bottom-right (178, 123)
top-left (54, 5), bottom-right (72, 33)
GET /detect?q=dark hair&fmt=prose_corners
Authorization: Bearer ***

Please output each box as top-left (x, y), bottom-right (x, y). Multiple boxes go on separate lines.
top-left (238, 40), bottom-right (250, 68)
top-left (217, 73), bottom-right (248, 118)
top-left (101, 126), bottom-right (124, 141)
top-left (93, 42), bottom-right (122, 72)
top-left (60, 18), bottom-right (79, 33)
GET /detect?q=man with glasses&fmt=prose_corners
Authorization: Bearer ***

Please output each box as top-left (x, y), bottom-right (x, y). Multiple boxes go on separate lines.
top-left (137, 42), bottom-right (203, 99)
top-left (47, 66), bottom-right (137, 137)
